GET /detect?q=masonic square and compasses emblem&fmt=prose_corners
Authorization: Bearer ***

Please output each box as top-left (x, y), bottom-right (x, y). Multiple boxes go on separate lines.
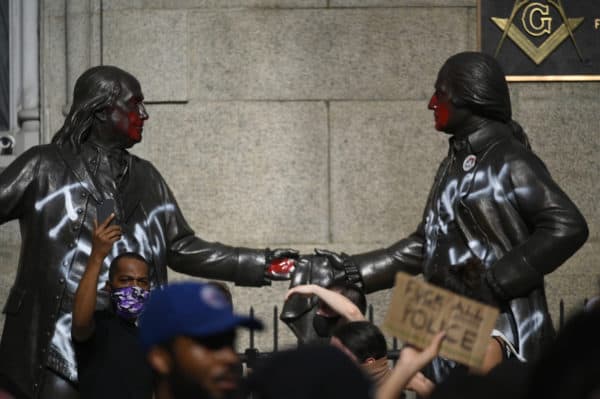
top-left (492, 0), bottom-right (585, 65)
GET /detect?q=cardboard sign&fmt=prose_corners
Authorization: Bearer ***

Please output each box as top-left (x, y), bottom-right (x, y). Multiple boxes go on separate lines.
top-left (382, 272), bottom-right (499, 370)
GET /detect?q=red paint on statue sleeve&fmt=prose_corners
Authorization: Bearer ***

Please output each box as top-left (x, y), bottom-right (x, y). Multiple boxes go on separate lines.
top-left (268, 258), bottom-right (296, 276)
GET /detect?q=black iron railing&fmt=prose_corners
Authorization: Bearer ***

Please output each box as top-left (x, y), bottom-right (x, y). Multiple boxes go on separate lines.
top-left (237, 298), bottom-right (589, 368)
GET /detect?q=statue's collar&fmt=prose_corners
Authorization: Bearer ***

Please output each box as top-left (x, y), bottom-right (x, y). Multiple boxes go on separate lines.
top-left (57, 142), bottom-right (103, 203)
top-left (459, 120), bottom-right (511, 154)
top-left (84, 139), bottom-right (129, 160)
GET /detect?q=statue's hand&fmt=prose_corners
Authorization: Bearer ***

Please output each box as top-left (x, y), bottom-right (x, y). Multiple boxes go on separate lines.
top-left (265, 248), bottom-right (299, 280)
top-left (281, 253), bottom-right (361, 343)
top-left (314, 248), bottom-right (363, 287)
top-left (270, 248), bottom-right (299, 259)
top-left (313, 248), bottom-right (346, 270)
top-left (281, 255), bottom-right (334, 335)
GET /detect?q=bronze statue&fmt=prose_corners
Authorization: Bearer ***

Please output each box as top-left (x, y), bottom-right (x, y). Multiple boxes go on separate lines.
top-left (284, 52), bottom-right (588, 380)
top-left (0, 66), bottom-right (296, 398)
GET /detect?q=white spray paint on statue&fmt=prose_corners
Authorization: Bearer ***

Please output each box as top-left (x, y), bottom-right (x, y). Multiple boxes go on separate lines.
top-left (35, 183), bottom-right (175, 380)
top-left (423, 162), bottom-right (532, 270)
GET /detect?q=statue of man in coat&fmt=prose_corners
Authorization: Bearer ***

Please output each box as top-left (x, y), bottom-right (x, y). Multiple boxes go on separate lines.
top-left (0, 66), bottom-right (295, 398)
top-left (283, 52), bottom-right (588, 381)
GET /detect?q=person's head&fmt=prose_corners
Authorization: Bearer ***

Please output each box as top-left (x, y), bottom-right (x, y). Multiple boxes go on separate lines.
top-left (585, 296), bottom-right (600, 312)
top-left (139, 281), bottom-right (263, 399)
top-left (324, 283), bottom-right (367, 315)
top-left (245, 345), bottom-right (374, 399)
top-left (105, 252), bottom-right (151, 321)
top-left (52, 65), bottom-right (149, 150)
top-left (585, 278), bottom-right (600, 312)
top-left (313, 283), bottom-right (367, 338)
top-left (526, 308), bottom-right (600, 399)
top-left (205, 281), bottom-right (233, 305)
top-left (330, 321), bottom-right (387, 365)
top-left (428, 52), bottom-right (511, 134)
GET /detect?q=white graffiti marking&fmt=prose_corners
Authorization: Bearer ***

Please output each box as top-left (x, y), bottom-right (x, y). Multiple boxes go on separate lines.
top-left (34, 184), bottom-right (176, 270)
top-left (35, 182), bottom-right (179, 383)
top-left (448, 246), bottom-right (472, 265)
top-left (517, 309), bottom-right (544, 348)
top-left (424, 164), bottom-right (525, 266)
top-left (35, 183), bottom-right (81, 239)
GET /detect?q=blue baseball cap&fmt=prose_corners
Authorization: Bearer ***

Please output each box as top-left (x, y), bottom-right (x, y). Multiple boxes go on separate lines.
top-left (138, 281), bottom-right (263, 352)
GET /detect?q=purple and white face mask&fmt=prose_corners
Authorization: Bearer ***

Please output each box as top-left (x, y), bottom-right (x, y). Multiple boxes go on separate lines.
top-left (110, 286), bottom-right (149, 320)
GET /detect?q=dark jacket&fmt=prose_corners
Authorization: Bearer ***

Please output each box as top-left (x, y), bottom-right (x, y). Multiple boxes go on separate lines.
top-left (353, 121), bottom-right (588, 362)
top-left (0, 143), bottom-right (267, 398)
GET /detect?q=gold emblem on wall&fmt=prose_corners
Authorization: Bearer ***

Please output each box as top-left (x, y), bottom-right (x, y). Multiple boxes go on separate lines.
top-left (493, 0), bottom-right (584, 65)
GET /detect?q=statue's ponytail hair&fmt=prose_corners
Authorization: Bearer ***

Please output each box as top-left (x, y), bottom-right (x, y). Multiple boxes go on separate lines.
top-left (508, 120), bottom-right (532, 150)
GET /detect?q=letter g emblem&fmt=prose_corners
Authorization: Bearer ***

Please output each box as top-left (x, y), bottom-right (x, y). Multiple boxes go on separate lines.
top-left (522, 2), bottom-right (552, 36)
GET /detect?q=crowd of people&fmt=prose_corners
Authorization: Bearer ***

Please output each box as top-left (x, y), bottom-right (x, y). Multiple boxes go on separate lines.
top-left (1, 213), bottom-right (597, 398)
top-left (0, 49), bottom-right (594, 398)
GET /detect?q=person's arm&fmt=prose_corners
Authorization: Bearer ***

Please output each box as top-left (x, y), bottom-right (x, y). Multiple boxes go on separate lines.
top-left (404, 371), bottom-right (436, 398)
top-left (470, 337), bottom-right (503, 375)
top-left (310, 230), bottom-right (425, 295)
top-left (72, 214), bottom-right (121, 342)
top-left (285, 284), bottom-right (365, 322)
top-left (351, 230), bottom-right (426, 293)
top-left (377, 332), bottom-right (446, 399)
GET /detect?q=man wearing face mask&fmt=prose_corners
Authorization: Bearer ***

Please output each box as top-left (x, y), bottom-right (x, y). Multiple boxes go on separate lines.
top-left (72, 213), bottom-right (153, 399)
top-left (0, 65), bottom-right (296, 399)
top-left (297, 52), bottom-right (589, 381)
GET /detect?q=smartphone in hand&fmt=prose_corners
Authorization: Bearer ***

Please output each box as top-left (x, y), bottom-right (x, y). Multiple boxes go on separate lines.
top-left (97, 198), bottom-right (116, 225)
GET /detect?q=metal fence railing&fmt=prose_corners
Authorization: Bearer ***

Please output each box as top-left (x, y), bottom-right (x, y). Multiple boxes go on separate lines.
top-left (237, 298), bottom-right (590, 368)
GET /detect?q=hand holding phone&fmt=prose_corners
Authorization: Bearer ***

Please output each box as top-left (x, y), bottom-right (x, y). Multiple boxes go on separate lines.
top-left (92, 201), bottom-right (122, 260)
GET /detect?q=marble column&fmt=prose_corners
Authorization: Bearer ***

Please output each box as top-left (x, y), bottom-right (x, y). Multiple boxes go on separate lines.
top-left (16, 0), bottom-right (39, 151)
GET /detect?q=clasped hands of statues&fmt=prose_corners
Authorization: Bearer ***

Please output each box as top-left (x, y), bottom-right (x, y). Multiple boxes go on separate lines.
top-left (266, 247), bottom-right (362, 336)
top-left (266, 247), bottom-right (360, 287)
top-left (270, 248), bottom-right (502, 306)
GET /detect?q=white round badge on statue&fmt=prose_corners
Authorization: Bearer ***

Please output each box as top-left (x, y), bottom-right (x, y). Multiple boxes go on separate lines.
top-left (463, 154), bottom-right (477, 172)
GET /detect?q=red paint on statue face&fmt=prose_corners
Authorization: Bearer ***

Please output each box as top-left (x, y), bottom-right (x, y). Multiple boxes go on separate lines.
top-left (428, 90), bottom-right (452, 132)
top-left (127, 108), bottom-right (144, 143)
top-left (107, 78), bottom-right (149, 147)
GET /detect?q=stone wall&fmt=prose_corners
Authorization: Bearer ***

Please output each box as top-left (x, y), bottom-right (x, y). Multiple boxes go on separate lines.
top-left (1, 0), bottom-right (597, 352)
